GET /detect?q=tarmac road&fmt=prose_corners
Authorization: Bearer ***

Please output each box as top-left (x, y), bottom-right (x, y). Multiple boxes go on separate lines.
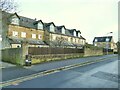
top-left (2, 54), bottom-right (117, 82)
top-left (2, 54), bottom-right (118, 88)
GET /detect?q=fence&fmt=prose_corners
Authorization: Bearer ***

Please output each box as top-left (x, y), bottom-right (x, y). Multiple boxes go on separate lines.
top-left (28, 47), bottom-right (84, 55)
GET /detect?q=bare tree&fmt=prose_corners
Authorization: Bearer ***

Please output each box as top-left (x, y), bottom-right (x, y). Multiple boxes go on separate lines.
top-left (56, 36), bottom-right (65, 47)
top-left (0, 0), bottom-right (18, 12)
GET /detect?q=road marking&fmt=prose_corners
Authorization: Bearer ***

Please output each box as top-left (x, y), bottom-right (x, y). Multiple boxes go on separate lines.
top-left (0, 55), bottom-right (117, 88)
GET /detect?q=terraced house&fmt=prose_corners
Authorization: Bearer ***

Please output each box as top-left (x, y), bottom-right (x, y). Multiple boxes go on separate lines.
top-left (2, 12), bottom-right (86, 49)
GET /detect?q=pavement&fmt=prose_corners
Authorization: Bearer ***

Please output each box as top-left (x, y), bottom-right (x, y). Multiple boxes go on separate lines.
top-left (0, 61), bottom-right (16, 69)
top-left (1, 54), bottom-right (119, 88)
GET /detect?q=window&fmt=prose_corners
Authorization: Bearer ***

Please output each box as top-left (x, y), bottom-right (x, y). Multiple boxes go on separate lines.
top-left (21, 32), bottom-right (26, 38)
top-left (0, 35), bottom-right (2, 41)
top-left (11, 17), bottom-right (19, 25)
top-left (75, 39), bottom-right (76, 43)
top-left (38, 22), bottom-right (43, 30)
top-left (50, 24), bottom-right (54, 32)
top-left (38, 34), bottom-right (42, 39)
top-left (106, 38), bottom-right (109, 42)
top-left (82, 40), bottom-right (85, 45)
top-left (74, 31), bottom-right (76, 37)
top-left (52, 35), bottom-right (56, 40)
top-left (32, 34), bottom-right (36, 39)
top-left (78, 32), bottom-right (80, 37)
top-left (71, 38), bottom-right (73, 42)
top-left (62, 28), bottom-right (65, 34)
top-left (95, 39), bottom-right (98, 42)
top-left (12, 31), bottom-right (18, 37)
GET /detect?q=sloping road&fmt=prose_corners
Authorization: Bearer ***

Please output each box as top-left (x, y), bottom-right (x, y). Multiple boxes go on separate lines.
top-left (2, 54), bottom-right (117, 82)
top-left (3, 54), bottom-right (118, 88)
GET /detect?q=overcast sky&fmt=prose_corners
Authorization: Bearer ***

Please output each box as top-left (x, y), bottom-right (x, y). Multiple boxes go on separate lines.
top-left (17, 0), bottom-right (118, 44)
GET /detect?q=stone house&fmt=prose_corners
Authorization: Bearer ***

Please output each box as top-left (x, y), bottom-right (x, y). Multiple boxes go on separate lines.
top-left (2, 11), bottom-right (86, 49)
top-left (2, 12), bottom-right (46, 49)
top-left (93, 36), bottom-right (117, 50)
top-left (44, 23), bottom-right (86, 48)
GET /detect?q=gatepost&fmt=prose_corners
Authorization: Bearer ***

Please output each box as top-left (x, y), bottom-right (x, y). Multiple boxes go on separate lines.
top-left (21, 42), bottom-right (29, 65)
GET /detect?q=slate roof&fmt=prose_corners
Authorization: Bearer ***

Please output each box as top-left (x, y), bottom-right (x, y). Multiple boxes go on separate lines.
top-left (34, 20), bottom-right (44, 25)
top-left (80, 35), bottom-right (86, 40)
top-left (93, 36), bottom-right (112, 42)
top-left (68, 29), bottom-right (76, 36)
top-left (43, 22), bottom-right (56, 32)
top-left (56, 25), bottom-right (66, 34)
top-left (65, 29), bottom-right (72, 36)
top-left (55, 27), bottom-right (61, 34)
top-left (3, 12), bottom-right (86, 40)
top-left (44, 22), bottom-right (55, 27)
top-left (19, 16), bottom-right (36, 29)
top-left (3, 11), bottom-right (37, 29)
top-left (76, 30), bottom-right (81, 37)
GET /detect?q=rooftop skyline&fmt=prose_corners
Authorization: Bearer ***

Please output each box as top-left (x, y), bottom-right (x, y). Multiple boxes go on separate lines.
top-left (16, 0), bottom-right (118, 44)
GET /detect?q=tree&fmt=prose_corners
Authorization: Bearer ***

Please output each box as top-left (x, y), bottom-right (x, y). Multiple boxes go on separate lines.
top-left (0, 0), bottom-right (18, 12)
top-left (55, 36), bottom-right (67, 47)
top-left (117, 41), bottom-right (120, 54)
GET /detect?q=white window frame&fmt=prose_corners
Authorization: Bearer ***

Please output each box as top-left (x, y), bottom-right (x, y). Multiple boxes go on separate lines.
top-left (38, 22), bottom-right (43, 30)
top-left (74, 31), bottom-right (76, 37)
top-left (52, 35), bottom-right (56, 40)
top-left (106, 38), bottom-right (109, 42)
top-left (95, 39), bottom-right (98, 42)
top-left (32, 34), bottom-right (36, 39)
top-left (78, 32), bottom-right (80, 37)
top-left (38, 34), bottom-right (42, 40)
top-left (21, 32), bottom-right (26, 38)
top-left (62, 27), bottom-right (65, 34)
top-left (0, 35), bottom-right (2, 41)
top-left (50, 24), bottom-right (54, 32)
top-left (12, 31), bottom-right (18, 37)
top-left (11, 17), bottom-right (19, 25)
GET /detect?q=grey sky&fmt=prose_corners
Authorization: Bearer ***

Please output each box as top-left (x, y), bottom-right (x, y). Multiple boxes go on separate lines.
top-left (17, 0), bottom-right (118, 44)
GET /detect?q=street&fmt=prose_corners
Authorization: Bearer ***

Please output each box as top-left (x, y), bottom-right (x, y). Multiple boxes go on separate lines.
top-left (1, 54), bottom-right (119, 88)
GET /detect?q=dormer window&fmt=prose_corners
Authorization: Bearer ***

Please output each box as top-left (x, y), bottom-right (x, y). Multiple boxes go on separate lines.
top-left (50, 24), bottom-right (54, 32)
top-left (95, 39), bottom-right (98, 42)
top-left (106, 38), bottom-right (109, 42)
top-left (62, 27), bottom-right (65, 34)
top-left (11, 17), bottom-right (19, 25)
top-left (78, 32), bottom-right (81, 37)
top-left (74, 30), bottom-right (76, 37)
top-left (37, 22), bottom-right (43, 30)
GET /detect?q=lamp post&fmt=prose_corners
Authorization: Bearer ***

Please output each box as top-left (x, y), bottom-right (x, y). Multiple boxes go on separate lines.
top-left (106, 32), bottom-right (113, 55)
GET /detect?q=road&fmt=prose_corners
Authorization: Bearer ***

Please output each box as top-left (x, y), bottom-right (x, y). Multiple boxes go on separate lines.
top-left (1, 54), bottom-right (119, 88)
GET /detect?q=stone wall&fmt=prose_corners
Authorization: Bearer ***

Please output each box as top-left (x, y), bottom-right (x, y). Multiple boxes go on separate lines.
top-left (2, 43), bottom-right (29, 65)
top-left (2, 48), bottom-right (23, 65)
top-left (84, 47), bottom-right (103, 57)
top-left (31, 53), bottom-right (84, 64)
top-left (2, 45), bottom-right (104, 65)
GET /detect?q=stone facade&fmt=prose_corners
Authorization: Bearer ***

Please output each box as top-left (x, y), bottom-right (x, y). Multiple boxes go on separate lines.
top-left (2, 11), bottom-right (86, 49)
top-left (93, 36), bottom-right (117, 51)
